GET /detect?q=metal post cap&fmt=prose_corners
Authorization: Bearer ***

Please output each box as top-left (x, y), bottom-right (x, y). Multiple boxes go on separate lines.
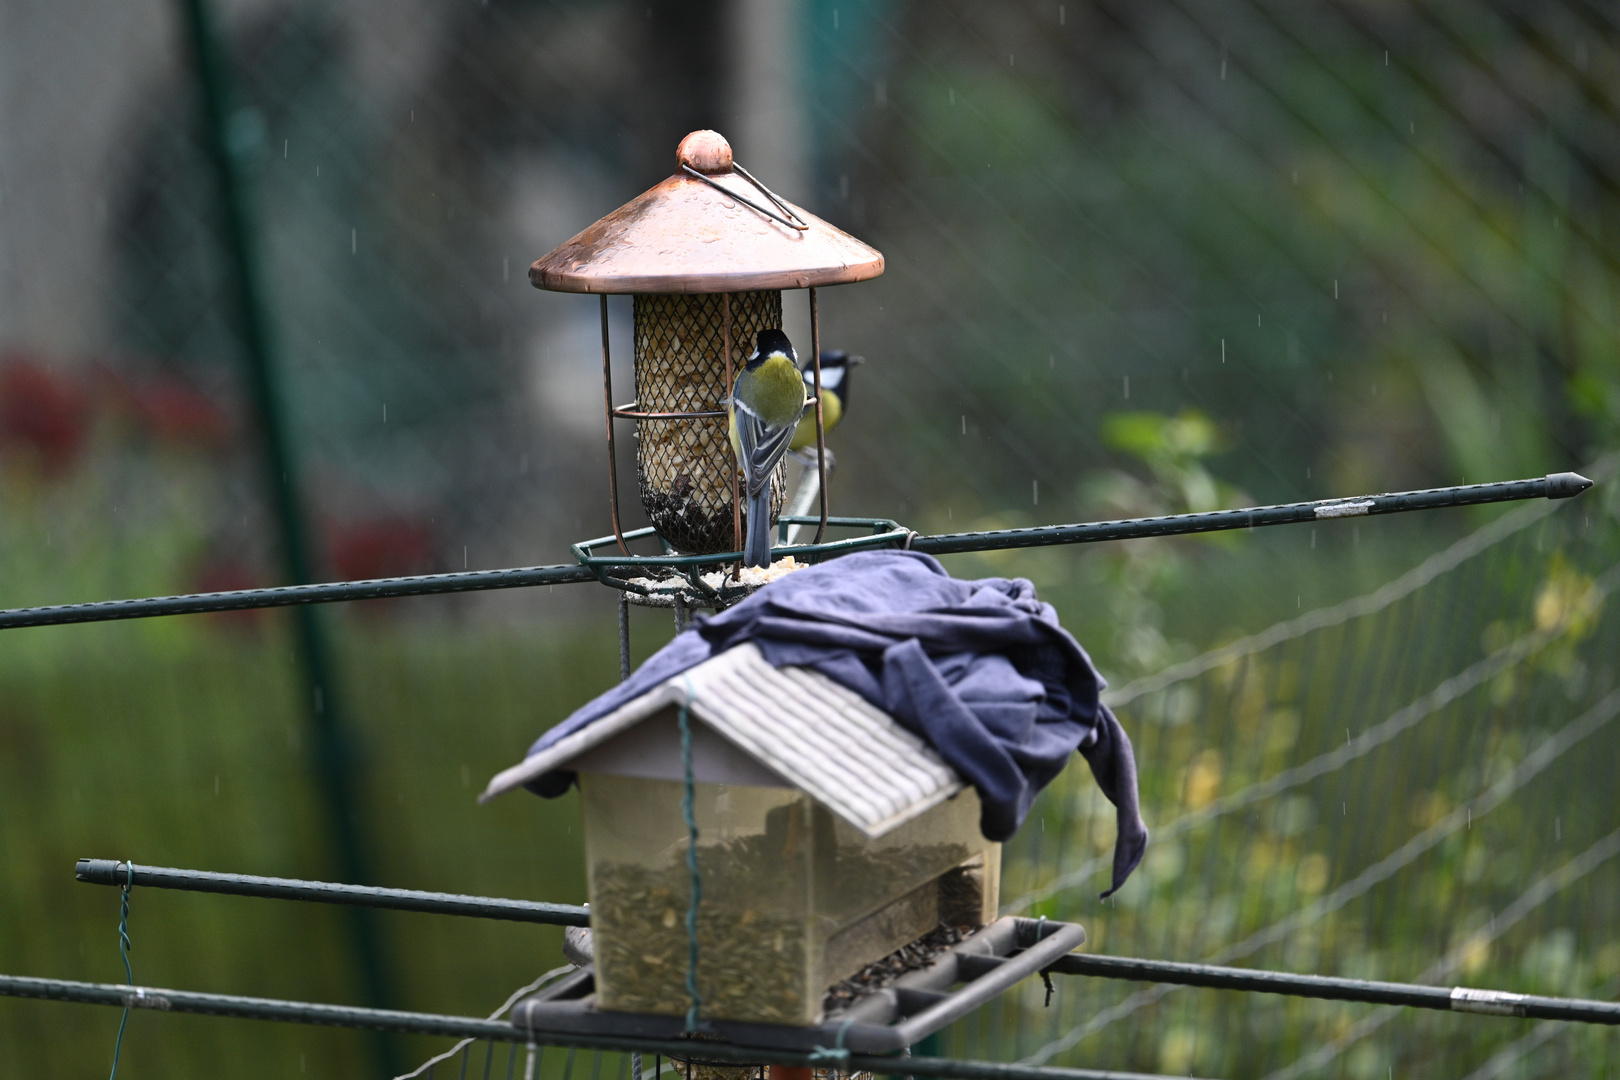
top-left (1545, 472), bottom-right (1593, 499)
top-left (676, 130), bottom-right (732, 174)
top-left (75, 858), bottom-right (126, 884)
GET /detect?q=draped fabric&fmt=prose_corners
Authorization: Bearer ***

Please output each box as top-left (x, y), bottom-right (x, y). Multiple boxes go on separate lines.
top-left (521, 550), bottom-right (1147, 897)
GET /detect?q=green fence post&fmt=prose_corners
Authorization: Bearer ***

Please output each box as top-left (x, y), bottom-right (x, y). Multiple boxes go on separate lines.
top-left (175, 0), bottom-right (399, 1072)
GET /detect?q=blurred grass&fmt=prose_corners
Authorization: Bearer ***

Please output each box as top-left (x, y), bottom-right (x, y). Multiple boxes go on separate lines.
top-left (0, 597), bottom-right (692, 1075)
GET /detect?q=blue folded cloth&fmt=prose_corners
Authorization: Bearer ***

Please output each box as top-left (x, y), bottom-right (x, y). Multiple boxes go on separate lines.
top-left (522, 549), bottom-right (1147, 898)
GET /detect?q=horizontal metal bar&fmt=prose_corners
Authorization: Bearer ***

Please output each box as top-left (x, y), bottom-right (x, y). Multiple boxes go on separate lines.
top-left (568, 516), bottom-right (911, 575)
top-left (909, 473), bottom-right (1592, 556)
top-left (75, 860), bottom-right (590, 927)
top-left (0, 474), bottom-right (1588, 631)
top-left (0, 973), bottom-right (1214, 1080)
top-left (572, 517), bottom-right (903, 555)
top-left (574, 530), bottom-right (912, 571)
top-left (613, 405), bottom-right (728, 420)
top-left (1052, 954), bottom-right (1620, 1025)
top-left (611, 395), bottom-right (818, 421)
top-left (0, 563), bottom-right (597, 630)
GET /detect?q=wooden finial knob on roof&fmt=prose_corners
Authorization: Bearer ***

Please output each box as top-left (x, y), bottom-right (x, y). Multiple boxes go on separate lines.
top-left (677, 130), bottom-right (733, 174)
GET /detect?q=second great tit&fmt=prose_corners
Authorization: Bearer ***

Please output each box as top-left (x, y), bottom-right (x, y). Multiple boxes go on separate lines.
top-left (728, 328), bottom-right (808, 567)
top-left (789, 350), bottom-right (863, 452)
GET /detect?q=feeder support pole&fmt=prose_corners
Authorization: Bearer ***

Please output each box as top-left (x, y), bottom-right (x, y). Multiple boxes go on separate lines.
top-left (601, 295), bottom-right (630, 556)
top-left (810, 287), bottom-right (828, 545)
top-left (726, 293), bottom-right (741, 567)
top-left (618, 593), bottom-right (631, 681)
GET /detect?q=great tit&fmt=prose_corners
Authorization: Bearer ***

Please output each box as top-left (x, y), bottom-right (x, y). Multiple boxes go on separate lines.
top-left (789, 350), bottom-right (863, 452)
top-left (729, 328), bottom-right (808, 567)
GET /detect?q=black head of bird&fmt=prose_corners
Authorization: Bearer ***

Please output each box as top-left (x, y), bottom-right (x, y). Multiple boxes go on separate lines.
top-left (791, 351), bottom-right (864, 451)
top-left (806, 350), bottom-right (863, 406)
top-left (748, 328), bottom-right (798, 369)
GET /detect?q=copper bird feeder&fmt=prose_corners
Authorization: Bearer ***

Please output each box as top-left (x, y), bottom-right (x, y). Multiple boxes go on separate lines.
top-left (530, 130), bottom-right (884, 557)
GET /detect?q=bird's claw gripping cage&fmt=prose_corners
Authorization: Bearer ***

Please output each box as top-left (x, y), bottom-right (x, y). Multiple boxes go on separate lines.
top-left (531, 129), bottom-right (884, 564)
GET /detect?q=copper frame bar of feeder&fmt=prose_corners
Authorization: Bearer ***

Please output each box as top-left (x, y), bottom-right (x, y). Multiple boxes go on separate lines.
top-left (612, 403), bottom-right (727, 420)
top-left (600, 295), bottom-right (630, 556)
top-left (810, 286), bottom-right (828, 544)
top-left (726, 293), bottom-right (741, 561)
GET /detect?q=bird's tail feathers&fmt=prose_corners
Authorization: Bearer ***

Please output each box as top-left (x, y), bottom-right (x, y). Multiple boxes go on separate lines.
top-left (743, 487), bottom-right (773, 568)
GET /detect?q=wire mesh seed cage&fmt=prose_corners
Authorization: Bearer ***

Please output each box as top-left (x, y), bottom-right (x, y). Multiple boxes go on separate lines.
top-left (631, 291), bottom-right (785, 554)
top-left (528, 128), bottom-right (883, 559)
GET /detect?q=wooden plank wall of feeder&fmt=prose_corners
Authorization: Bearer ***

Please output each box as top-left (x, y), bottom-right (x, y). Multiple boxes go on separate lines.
top-left (633, 291), bottom-right (787, 554)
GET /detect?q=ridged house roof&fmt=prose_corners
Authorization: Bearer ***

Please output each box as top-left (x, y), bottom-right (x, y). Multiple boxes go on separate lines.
top-left (480, 643), bottom-right (963, 838)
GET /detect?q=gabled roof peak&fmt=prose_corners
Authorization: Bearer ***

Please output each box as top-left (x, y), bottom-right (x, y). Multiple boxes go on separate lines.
top-left (481, 644), bottom-right (962, 837)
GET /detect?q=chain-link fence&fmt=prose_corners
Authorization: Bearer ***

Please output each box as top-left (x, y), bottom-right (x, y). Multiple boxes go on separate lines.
top-left (984, 466), bottom-right (1620, 1077)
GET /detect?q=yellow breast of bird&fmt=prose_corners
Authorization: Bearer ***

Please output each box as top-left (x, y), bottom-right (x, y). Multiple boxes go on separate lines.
top-left (790, 387), bottom-right (841, 450)
top-left (750, 354), bottom-right (807, 429)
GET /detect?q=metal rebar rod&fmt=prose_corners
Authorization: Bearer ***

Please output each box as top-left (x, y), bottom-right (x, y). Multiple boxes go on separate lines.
top-left (0, 563), bottom-right (597, 629)
top-left (0, 973), bottom-right (1214, 1080)
top-left (75, 860), bottom-right (590, 927)
top-left (68, 860), bottom-right (1620, 1028)
top-left (1050, 954), bottom-right (1620, 1024)
top-left (908, 472), bottom-right (1592, 557)
top-left (0, 473), bottom-right (1590, 632)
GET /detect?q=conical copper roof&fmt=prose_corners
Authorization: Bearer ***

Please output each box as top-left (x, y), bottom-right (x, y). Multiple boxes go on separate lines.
top-left (529, 131), bottom-right (884, 294)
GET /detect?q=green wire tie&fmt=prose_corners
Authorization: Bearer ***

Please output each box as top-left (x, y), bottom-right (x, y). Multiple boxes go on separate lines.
top-left (677, 681), bottom-right (704, 1033)
top-left (108, 860), bottom-right (134, 1080)
top-left (808, 1017), bottom-right (856, 1068)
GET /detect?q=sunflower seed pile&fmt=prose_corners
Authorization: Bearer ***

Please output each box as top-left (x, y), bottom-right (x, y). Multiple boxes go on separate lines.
top-left (821, 923), bottom-right (982, 1014)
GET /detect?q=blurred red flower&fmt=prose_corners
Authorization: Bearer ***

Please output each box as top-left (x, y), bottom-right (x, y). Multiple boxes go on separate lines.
top-left (0, 355), bottom-right (92, 475)
top-left (327, 517), bottom-right (437, 582)
top-left (123, 379), bottom-right (234, 449)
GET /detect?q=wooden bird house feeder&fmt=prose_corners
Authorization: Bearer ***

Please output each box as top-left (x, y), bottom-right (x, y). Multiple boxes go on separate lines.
top-left (485, 644), bottom-right (1000, 1027)
top-left (529, 130), bottom-right (884, 557)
